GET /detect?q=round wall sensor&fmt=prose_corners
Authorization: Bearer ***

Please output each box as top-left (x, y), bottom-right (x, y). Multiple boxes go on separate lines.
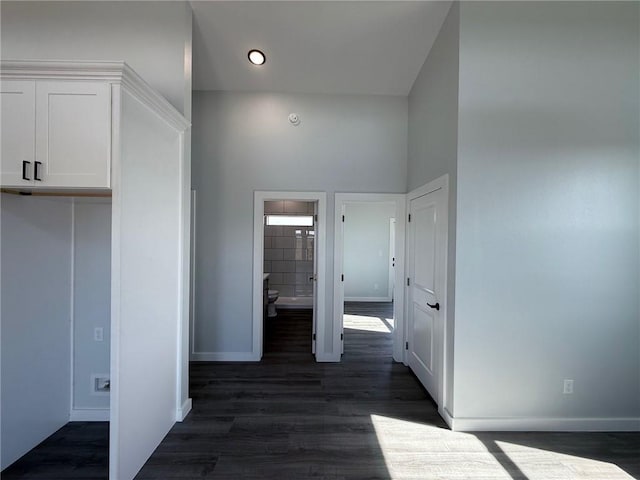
top-left (288, 113), bottom-right (300, 126)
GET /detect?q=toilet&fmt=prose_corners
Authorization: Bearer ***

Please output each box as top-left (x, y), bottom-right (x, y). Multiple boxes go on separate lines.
top-left (267, 289), bottom-right (279, 317)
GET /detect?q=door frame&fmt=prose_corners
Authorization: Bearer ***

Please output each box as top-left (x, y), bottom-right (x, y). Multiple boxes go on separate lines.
top-left (333, 193), bottom-right (406, 362)
top-left (405, 174), bottom-right (450, 417)
top-left (253, 191), bottom-right (327, 361)
top-left (389, 217), bottom-right (396, 301)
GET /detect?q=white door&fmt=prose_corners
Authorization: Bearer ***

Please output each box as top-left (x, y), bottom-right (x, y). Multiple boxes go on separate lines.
top-left (312, 202), bottom-right (318, 354)
top-left (35, 81), bottom-right (111, 188)
top-left (389, 218), bottom-right (396, 301)
top-left (0, 80), bottom-right (36, 187)
top-left (407, 187), bottom-right (445, 402)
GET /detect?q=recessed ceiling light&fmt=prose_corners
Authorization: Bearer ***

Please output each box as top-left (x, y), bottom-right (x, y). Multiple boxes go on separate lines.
top-left (248, 49), bottom-right (266, 66)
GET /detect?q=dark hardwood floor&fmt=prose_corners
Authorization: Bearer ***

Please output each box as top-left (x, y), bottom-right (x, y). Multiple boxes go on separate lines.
top-left (3, 302), bottom-right (639, 479)
top-left (1, 421), bottom-right (109, 479)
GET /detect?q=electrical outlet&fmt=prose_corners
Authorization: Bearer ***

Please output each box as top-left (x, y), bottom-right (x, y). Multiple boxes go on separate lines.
top-left (91, 374), bottom-right (110, 395)
top-left (94, 327), bottom-right (104, 342)
top-left (563, 379), bottom-right (574, 394)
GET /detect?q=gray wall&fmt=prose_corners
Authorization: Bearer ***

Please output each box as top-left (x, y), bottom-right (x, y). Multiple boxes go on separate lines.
top-left (0, 1), bottom-right (192, 117)
top-left (73, 200), bottom-right (111, 411)
top-left (407, 2), bottom-right (459, 415)
top-left (344, 202), bottom-right (395, 300)
top-left (1, 195), bottom-right (72, 469)
top-left (454, 1), bottom-right (640, 420)
top-left (192, 91), bottom-right (407, 356)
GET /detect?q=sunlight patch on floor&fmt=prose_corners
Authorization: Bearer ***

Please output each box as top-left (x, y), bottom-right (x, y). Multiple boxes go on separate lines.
top-left (343, 314), bottom-right (393, 332)
top-left (369, 414), bottom-right (636, 480)
top-left (493, 440), bottom-right (636, 480)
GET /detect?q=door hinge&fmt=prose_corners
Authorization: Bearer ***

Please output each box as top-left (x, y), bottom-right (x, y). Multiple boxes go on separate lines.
top-left (407, 277), bottom-right (410, 286)
top-left (340, 333), bottom-right (344, 340)
top-left (408, 214), bottom-right (412, 222)
top-left (314, 214), bottom-right (318, 222)
top-left (342, 215), bottom-right (345, 222)
top-left (313, 333), bottom-right (316, 341)
top-left (405, 341), bottom-right (409, 350)
top-left (341, 274), bottom-right (344, 282)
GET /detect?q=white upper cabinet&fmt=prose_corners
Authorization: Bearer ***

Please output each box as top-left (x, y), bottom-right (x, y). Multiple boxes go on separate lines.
top-left (1, 80), bottom-right (36, 187)
top-left (1, 78), bottom-right (110, 189)
top-left (35, 81), bottom-right (111, 188)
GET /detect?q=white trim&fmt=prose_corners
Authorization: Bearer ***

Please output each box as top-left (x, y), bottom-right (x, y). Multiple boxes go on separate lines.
top-left (189, 190), bottom-right (197, 357)
top-left (440, 406), bottom-right (455, 430)
top-left (0, 60), bottom-right (189, 132)
top-left (69, 199), bottom-right (76, 415)
top-left (176, 398), bottom-right (192, 422)
top-left (333, 193), bottom-right (406, 363)
top-left (344, 296), bottom-right (392, 302)
top-left (108, 84), bottom-right (123, 480)
top-left (315, 353), bottom-right (341, 363)
top-left (388, 217), bottom-right (396, 301)
top-left (175, 130), bottom-right (190, 429)
top-left (405, 174), bottom-right (449, 410)
top-left (70, 409), bottom-right (110, 422)
top-left (253, 191), bottom-right (327, 362)
top-left (191, 352), bottom-right (260, 362)
top-left (449, 416), bottom-right (640, 432)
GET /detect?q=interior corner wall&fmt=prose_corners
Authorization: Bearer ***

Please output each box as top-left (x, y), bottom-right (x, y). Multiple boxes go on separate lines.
top-left (454, 1), bottom-right (640, 422)
top-left (191, 91), bottom-right (407, 358)
top-left (407, 1), bottom-right (459, 415)
top-left (0, 0), bottom-right (192, 117)
top-left (1, 195), bottom-right (72, 470)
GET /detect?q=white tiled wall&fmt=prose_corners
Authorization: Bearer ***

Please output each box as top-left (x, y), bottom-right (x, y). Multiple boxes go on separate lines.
top-left (264, 201), bottom-right (315, 297)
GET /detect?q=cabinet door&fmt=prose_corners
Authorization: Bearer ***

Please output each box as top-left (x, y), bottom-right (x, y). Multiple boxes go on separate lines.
top-left (1, 80), bottom-right (36, 187)
top-left (35, 81), bottom-right (111, 188)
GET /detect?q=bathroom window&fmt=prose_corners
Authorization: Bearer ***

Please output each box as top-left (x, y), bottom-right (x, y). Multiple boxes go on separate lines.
top-left (265, 215), bottom-right (314, 227)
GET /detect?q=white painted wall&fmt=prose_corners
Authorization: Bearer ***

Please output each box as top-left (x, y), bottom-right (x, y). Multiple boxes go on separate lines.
top-left (454, 1), bottom-right (640, 424)
top-left (0, 1), bottom-right (192, 117)
top-left (407, 2), bottom-right (459, 416)
top-left (110, 89), bottom-right (184, 480)
top-left (192, 91), bottom-right (407, 357)
top-left (73, 200), bottom-right (111, 412)
top-left (344, 202), bottom-right (395, 300)
top-left (1, 195), bottom-right (72, 469)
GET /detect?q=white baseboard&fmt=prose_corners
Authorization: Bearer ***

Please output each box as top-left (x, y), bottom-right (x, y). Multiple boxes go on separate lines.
top-left (440, 406), bottom-right (454, 430)
top-left (345, 296), bottom-right (392, 302)
top-left (449, 416), bottom-right (640, 432)
top-left (176, 398), bottom-right (192, 422)
top-left (315, 353), bottom-right (341, 362)
top-left (70, 408), bottom-right (109, 422)
top-left (191, 351), bottom-right (260, 362)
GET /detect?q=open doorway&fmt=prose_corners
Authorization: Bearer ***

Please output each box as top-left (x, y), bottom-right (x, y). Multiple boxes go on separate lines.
top-left (253, 192), bottom-right (327, 361)
top-left (263, 200), bottom-right (316, 356)
top-left (333, 194), bottom-right (406, 363)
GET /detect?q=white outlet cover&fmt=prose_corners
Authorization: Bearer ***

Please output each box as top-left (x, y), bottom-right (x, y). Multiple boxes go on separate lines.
top-left (94, 327), bottom-right (104, 342)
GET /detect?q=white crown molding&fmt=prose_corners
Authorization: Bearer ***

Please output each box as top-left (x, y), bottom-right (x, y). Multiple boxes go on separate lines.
top-left (1, 60), bottom-right (190, 132)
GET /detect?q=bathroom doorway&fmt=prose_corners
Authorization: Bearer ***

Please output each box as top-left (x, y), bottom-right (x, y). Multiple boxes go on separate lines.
top-left (263, 200), bottom-right (316, 355)
top-left (253, 192), bottom-right (327, 361)
top-left (333, 194), bottom-right (406, 363)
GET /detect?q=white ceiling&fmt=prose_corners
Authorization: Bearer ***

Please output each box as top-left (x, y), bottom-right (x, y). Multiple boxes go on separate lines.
top-left (191, 1), bottom-right (453, 96)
